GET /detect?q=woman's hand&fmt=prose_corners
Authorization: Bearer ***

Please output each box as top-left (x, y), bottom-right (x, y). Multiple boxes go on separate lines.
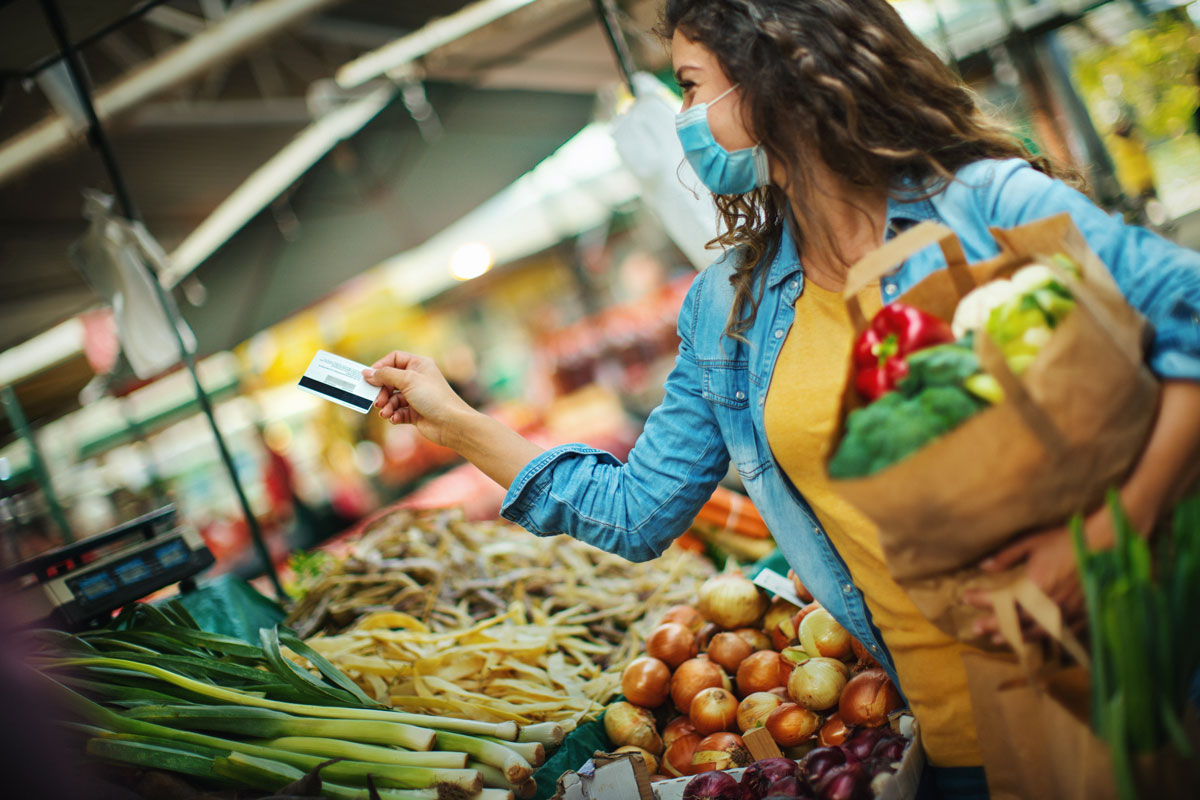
top-left (362, 351), bottom-right (475, 448)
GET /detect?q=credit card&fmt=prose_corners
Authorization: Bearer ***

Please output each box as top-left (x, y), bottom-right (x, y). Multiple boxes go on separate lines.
top-left (297, 350), bottom-right (377, 413)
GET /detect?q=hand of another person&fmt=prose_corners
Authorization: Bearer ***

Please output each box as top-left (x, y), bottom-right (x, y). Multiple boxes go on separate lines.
top-left (362, 351), bottom-right (475, 448)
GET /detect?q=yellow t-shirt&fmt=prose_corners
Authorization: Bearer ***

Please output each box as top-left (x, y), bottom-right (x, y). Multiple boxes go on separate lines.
top-left (762, 278), bottom-right (982, 767)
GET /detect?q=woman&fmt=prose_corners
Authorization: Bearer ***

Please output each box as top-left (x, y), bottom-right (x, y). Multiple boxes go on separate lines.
top-left (362, 1), bottom-right (1200, 795)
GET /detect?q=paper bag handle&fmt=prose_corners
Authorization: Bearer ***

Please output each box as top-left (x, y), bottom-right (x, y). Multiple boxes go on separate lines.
top-left (990, 576), bottom-right (1091, 678)
top-left (843, 221), bottom-right (975, 330)
top-left (975, 333), bottom-right (1068, 459)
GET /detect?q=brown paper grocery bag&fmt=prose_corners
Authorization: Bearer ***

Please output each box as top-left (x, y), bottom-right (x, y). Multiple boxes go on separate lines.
top-left (826, 213), bottom-right (1158, 605)
top-left (962, 650), bottom-right (1117, 800)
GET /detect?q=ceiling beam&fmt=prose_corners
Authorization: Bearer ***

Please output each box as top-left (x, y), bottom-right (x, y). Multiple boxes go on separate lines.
top-left (0, 0), bottom-right (346, 187)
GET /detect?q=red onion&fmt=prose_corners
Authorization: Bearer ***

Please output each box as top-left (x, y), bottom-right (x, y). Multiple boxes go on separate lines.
top-left (815, 763), bottom-right (866, 800)
top-left (799, 746), bottom-right (853, 786)
top-left (682, 770), bottom-right (743, 800)
top-left (841, 726), bottom-right (887, 761)
top-left (863, 755), bottom-right (897, 778)
top-left (739, 757), bottom-right (798, 796)
top-left (762, 775), bottom-right (806, 797)
top-left (871, 735), bottom-right (906, 762)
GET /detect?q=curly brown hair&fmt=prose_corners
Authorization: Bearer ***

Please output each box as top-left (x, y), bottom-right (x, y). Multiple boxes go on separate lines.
top-left (658, 0), bottom-right (1078, 340)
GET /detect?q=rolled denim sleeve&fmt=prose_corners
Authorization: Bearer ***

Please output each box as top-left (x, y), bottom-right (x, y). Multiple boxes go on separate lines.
top-left (980, 158), bottom-right (1200, 380)
top-left (500, 271), bottom-right (733, 562)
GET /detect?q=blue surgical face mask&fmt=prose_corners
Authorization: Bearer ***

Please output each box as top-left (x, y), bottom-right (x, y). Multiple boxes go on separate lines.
top-left (675, 84), bottom-right (769, 195)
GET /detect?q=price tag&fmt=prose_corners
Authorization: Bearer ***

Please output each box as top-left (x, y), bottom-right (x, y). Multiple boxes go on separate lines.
top-left (753, 568), bottom-right (805, 607)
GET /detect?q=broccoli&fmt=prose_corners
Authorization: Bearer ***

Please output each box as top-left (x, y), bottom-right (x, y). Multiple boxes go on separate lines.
top-left (897, 342), bottom-right (980, 395)
top-left (828, 385), bottom-right (985, 479)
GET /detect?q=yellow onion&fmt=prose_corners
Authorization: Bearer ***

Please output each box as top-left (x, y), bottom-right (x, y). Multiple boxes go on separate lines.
top-left (690, 732), bottom-right (752, 772)
top-left (603, 701), bottom-right (663, 755)
top-left (850, 636), bottom-right (878, 667)
top-left (787, 657), bottom-right (849, 711)
top-left (736, 691), bottom-right (783, 733)
top-left (763, 596), bottom-right (801, 634)
top-left (660, 604), bottom-right (706, 632)
top-left (697, 573), bottom-right (768, 630)
top-left (614, 745), bottom-right (659, 775)
top-left (771, 617), bottom-right (799, 651)
top-left (662, 733), bottom-right (702, 777)
top-left (838, 667), bottom-right (902, 727)
top-left (787, 569), bottom-right (814, 603)
top-left (798, 607), bottom-right (852, 661)
top-left (818, 711), bottom-right (853, 746)
top-left (765, 701), bottom-right (821, 747)
top-left (734, 627), bottom-right (773, 652)
top-left (671, 658), bottom-right (726, 713)
top-left (735, 650), bottom-right (790, 697)
top-left (706, 632), bottom-right (753, 674)
top-left (695, 621), bottom-right (721, 652)
top-left (662, 715), bottom-right (699, 749)
top-left (646, 623), bottom-right (698, 669)
top-left (690, 686), bottom-right (739, 735)
top-left (621, 656), bottom-right (670, 709)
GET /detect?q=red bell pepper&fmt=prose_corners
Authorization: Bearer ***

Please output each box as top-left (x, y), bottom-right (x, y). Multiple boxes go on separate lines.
top-left (853, 303), bottom-right (954, 401)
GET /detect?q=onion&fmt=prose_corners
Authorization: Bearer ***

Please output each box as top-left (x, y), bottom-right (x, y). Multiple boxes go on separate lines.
top-left (849, 637), bottom-right (876, 667)
top-left (787, 657), bottom-right (848, 711)
top-left (736, 650), bottom-right (790, 697)
top-left (764, 597), bottom-right (801, 634)
top-left (739, 756), bottom-right (798, 796)
top-left (771, 616), bottom-right (799, 651)
top-left (707, 632), bottom-right (753, 674)
top-left (603, 701), bottom-right (663, 755)
top-left (614, 744), bottom-right (660, 775)
top-left (690, 686), bottom-right (739, 735)
top-left (621, 656), bottom-right (670, 709)
top-left (817, 713), bottom-right (853, 747)
top-left (647, 623), bottom-right (700, 669)
top-left (691, 732), bottom-right (752, 772)
top-left (763, 775), bottom-right (807, 798)
top-left (768, 686), bottom-right (791, 701)
top-left (787, 570), bottom-right (814, 603)
top-left (872, 735), bottom-right (906, 762)
top-left (838, 668), bottom-right (902, 728)
top-left (671, 658), bottom-right (726, 714)
top-left (792, 603), bottom-right (822, 631)
top-left (663, 715), bottom-right (699, 749)
top-left (799, 746), bottom-right (852, 786)
top-left (698, 573), bottom-right (768, 630)
top-left (841, 727), bottom-right (887, 761)
top-left (734, 627), bottom-right (773, 652)
top-left (815, 762), bottom-right (865, 800)
top-left (765, 702), bottom-right (821, 747)
top-left (682, 770), bottom-right (742, 800)
top-left (661, 604), bottom-right (706, 632)
top-left (797, 608), bottom-right (852, 661)
top-left (736, 691), bottom-right (784, 733)
top-left (696, 621), bottom-right (721, 652)
top-left (779, 646), bottom-right (809, 668)
top-left (663, 733), bottom-right (702, 777)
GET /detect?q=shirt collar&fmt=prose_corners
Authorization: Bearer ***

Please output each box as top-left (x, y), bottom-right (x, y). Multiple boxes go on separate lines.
top-left (764, 188), bottom-right (941, 289)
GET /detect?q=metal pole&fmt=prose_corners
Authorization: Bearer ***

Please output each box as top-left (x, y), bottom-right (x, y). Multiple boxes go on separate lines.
top-left (38, 0), bottom-right (286, 600)
top-left (1, 386), bottom-right (74, 543)
top-left (591, 0), bottom-right (636, 94)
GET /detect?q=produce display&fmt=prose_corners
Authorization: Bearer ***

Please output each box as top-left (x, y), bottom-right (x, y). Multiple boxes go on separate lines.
top-left (30, 602), bottom-right (541, 798)
top-left (830, 256), bottom-right (1079, 479)
top-left (285, 508), bottom-right (715, 731)
top-left (603, 570), bottom-right (909, 797)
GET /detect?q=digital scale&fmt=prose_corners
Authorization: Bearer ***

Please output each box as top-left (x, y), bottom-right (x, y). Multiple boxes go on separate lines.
top-left (0, 506), bottom-right (214, 630)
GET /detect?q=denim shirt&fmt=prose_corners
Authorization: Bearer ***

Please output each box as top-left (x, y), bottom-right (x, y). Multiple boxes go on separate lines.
top-left (501, 158), bottom-right (1200, 689)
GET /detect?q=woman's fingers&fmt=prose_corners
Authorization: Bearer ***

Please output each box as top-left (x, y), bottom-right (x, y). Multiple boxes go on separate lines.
top-left (979, 533), bottom-right (1041, 573)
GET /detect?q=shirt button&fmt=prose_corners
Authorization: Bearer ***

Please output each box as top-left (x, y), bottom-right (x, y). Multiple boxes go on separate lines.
top-left (884, 283), bottom-right (898, 296)
top-left (871, 645), bottom-right (879, 652)
top-left (790, 281), bottom-right (799, 291)
top-left (735, 390), bottom-right (746, 400)
top-left (843, 584), bottom-right (853, 594)
top-left (774, 329), bottom-right (784, 339)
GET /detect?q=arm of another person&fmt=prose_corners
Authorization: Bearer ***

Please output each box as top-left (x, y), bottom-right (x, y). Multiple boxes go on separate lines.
top-left (966, 160), bottom-right (1200, 637)
top-left (363, 273), bottom-right (734, 562)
